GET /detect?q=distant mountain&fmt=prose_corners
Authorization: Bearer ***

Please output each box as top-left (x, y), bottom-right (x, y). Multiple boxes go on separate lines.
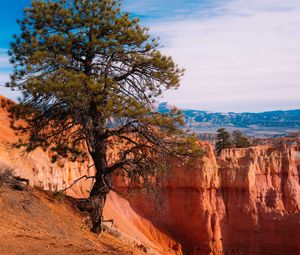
top-left (158, 102), bottom-right (300, 137)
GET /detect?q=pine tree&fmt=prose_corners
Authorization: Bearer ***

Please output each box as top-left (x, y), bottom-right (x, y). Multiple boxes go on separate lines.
top-left (232, 130), bottom-right (251, 148)
top-left (6, 0), bottom-right (201, 233)
top-left (215, 128), bottom-right (232, 155)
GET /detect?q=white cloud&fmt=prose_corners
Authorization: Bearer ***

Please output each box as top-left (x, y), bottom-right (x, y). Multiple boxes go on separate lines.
top-left (0, 73), bottom-right (20, 101)
top-left (146, 0), bottom-right (300, 112)
top-left (1, 1), bottom-right (300, 112)
top-left (0, 48), bottom-right (15, 99)
top-left (0, 73), bottom-right (9, 83)
top-left (0, 56), bottom-right (9, 66)
top-left (0, 49), bottom-right (10, 67)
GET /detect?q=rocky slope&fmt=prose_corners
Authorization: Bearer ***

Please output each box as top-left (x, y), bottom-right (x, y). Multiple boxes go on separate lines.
top-left (1, 95), bottom-right (300, 255)
top-left (0, 182), bottom-right (148, 255)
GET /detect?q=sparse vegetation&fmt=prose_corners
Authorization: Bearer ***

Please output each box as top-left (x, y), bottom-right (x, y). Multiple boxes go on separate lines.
top-left (0, 168), bottom-right (14, 186)
top-left (53, 190), bottom-right (67, 202)
top-left (0, 168), bottom-right (29, 191)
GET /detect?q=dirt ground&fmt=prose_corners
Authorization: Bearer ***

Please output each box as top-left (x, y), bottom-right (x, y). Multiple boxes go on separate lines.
top-left (0, 183), bottom-right (146, 255)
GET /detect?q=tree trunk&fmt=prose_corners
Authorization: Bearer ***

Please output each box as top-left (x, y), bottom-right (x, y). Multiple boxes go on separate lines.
top-left (89, 142), bottom-right (111, 233)
top-left (89, 195), bottom-right (106, 233)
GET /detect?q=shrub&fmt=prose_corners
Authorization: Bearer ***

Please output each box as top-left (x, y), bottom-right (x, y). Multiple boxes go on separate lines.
top-left (0, 168), bottom-right (14, 186)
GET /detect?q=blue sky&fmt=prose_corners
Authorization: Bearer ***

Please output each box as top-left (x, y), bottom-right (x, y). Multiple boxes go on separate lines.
top-left (1, 0), bottom-right (300, 112)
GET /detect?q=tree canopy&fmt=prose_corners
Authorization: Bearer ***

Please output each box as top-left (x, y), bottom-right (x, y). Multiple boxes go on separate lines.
top-left (232, 130), bottom-right (252, 148)
top-left (215, 128), bottom-right (252, 155)
top-left (7, 0), bottom-right (202, 233)
top-left (215, 128), bottom-right (232, 155)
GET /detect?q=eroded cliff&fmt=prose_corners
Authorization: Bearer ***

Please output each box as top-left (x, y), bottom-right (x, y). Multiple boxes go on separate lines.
top-left (128, 143), bottom-right (300, 255)
top-left (1, 95), bottom-right (300, 255)
top-left (218, 145), bottom-right (300, 255)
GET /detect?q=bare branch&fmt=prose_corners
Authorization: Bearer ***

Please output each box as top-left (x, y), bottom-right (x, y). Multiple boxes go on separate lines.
top-left (60, 175), bottom-right (95, 194)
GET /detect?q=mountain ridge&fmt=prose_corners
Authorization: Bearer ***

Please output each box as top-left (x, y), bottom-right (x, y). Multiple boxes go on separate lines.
top-left (158, 102), bottom-right (300, 115)
top-left (158, 102), bottom-right (300, 137)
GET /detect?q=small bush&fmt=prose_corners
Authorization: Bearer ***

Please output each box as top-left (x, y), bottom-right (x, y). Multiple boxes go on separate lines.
top-left (0, 168), bottom-right (14, 186)
top-left (53, 191), bottom-right (66, 201)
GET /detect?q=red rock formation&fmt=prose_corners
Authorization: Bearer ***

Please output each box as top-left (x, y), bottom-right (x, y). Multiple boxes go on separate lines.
top-left (130, 144), bottom-right (300, 254)
top-left (218, 145), bottom-right (300, 255)
top-left (123, 143), bottom-right (224, 255)
top-left (1, 95), bottom-right (300, 255)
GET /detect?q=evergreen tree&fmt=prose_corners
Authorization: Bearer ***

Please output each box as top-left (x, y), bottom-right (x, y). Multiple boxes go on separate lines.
top-left (232, 130), bottom-right (251, 148)
top-left (6, 0), bottom-right (202, 233)
top-left (215, 128), bottom-right (232, 155)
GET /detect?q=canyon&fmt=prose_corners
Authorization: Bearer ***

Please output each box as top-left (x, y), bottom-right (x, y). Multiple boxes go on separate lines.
top-left (1, 96), bottom-right (300, 255)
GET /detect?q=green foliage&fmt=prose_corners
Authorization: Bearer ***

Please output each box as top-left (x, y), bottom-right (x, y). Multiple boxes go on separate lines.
top-left (53, 191), bottom-right (66, 201)
top-left (215, 129), bottom-right (252, 154)
top-left (215, 128), bottom-right (232, 155)
top-left (7, 0), bottom-right (202, 187)
top-left (232, 130), bottom-right (252, 148)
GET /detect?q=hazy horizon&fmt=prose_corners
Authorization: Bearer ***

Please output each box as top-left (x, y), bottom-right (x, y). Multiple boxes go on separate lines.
top-left (0, 0), bottom-right (299, 112)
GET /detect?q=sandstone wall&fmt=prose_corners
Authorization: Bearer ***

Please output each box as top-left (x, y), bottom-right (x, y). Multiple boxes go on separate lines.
top-left (111, 141), bottom-right (300, 254)
top-left (132, 143), bottom-right (300, 255)
top-left (1, 96), bottom-right (300, 255)
top-left (218, 145), bottom-right (300, 255)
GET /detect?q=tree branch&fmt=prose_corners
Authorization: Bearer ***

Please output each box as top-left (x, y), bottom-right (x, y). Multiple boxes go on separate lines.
top-left (60, 175), bottom-right (95, 194)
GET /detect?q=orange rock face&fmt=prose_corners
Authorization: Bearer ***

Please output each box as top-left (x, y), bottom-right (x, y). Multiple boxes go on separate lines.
top-left (1, 95), bottom-right (300, 255)
top-left (128, 143), bottom-right (300, 254)
top-left (217, 145), bottom-right (300, 255)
